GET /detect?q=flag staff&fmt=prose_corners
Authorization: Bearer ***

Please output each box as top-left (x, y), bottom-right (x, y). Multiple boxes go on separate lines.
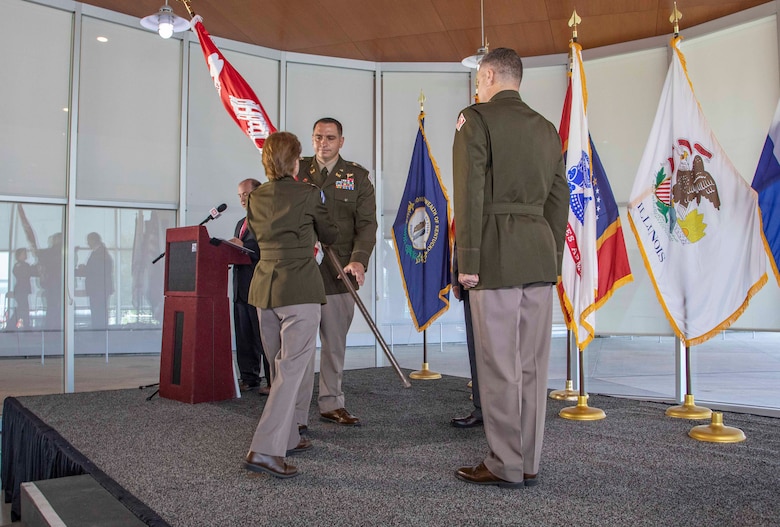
top-left (665, 345), bottom-right (711, 420)
top-left (557, 12), bottom-right (605, 421)
top-left (550, 9), bottom-right (581, 402)
top-left (409, 90), bottom-right (442, 381)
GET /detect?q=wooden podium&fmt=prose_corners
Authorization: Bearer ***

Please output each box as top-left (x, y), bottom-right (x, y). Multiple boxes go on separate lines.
top-left (159, 225), bottom-right (251, 403)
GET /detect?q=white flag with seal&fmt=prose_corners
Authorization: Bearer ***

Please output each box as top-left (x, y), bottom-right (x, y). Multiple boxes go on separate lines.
top-left (627, 37), bottom-right (766, 346)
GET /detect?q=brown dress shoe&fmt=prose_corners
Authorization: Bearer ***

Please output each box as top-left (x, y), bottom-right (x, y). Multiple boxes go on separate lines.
top-left (286, 437), bottom-right (312, 456)
top-left (455, 462), bottom-right (524, 488)
top-left (244, 451), bottom-right (298, 478)
top-left (257, 385), bottom-right (271, 396)
top-left (523, 473), bottom-right (539, 487)
top-left (298, 424), bottom-right (308, 434)
top-left (320, 408), bottom-right (361, 426)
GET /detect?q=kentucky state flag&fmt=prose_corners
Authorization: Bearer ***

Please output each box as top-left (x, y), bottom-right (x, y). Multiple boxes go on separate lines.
top-left (558, 41), bottom-right (598, 349)
top-left (192, 17), bottom-right (276, 150)
top-left (627, 37), bottom-right (766, 346)
top-left (751, 98), bottom-right (780, 284)
top-left (392, 113), bottom-right (452, 331)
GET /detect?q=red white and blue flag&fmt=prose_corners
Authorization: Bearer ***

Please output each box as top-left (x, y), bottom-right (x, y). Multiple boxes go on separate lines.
top-left (192, 18), bottom-right (276, 151)
top-left (557, 41), bottom-right (598, 349)
top-left (751, 98), bottom-right (780, 284)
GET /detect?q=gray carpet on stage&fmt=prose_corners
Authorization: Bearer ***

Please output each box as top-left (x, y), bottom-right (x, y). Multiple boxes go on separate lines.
top-left (11, 368), bottom-right (780, 527)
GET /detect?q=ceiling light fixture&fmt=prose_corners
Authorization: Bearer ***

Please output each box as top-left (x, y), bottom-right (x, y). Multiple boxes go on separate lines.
top-left (140, 0), bottom-right (190, 39)
top-left (461, 0), bottom-right (488, 68)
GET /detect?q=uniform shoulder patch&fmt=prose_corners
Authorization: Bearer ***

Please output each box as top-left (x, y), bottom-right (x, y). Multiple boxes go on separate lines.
top-left (456, 112), bottom-right (466, 132)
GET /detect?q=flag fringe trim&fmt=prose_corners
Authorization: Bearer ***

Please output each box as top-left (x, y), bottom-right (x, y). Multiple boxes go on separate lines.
top-left (627, 213), bottom-right (767, 347)
top-left (558, 289), bottom-right (595, 350)
top-left (390, 111), bottom-right (452, 333)
top-left (757, 206), bottom-right (780, 286)
top-left (390, 237), bottom-right (451, 332)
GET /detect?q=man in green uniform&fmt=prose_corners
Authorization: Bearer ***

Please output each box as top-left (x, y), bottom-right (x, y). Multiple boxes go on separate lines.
top-left (297, 117), bottom-right (377, 428)
top-left (452, 48), bottom-right (568, 488)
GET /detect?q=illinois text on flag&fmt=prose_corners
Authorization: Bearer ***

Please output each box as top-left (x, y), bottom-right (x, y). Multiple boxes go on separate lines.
top-left (557, 41), bottom-right (598, 349)
top-left (627, 37), bottom-right (766, 346)
top-left (192, 18), bottom-right (276, 151)
top-left (392, 113), bottom-right (451, 331)
top-left (751, 98), bottom-right (780, 284)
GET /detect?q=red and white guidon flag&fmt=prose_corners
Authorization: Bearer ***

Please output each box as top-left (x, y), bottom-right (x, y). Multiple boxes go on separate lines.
top-left (192, 18), bottom-right (276, 151)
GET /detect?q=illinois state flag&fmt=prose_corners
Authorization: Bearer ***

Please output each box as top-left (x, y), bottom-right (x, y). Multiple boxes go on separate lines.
top-left (627, 37), bottom-right (766, 346)
top-left (192, 17), bottom-right (276, 150)
top-left (751, 98), bottom-right (780, 284)
top-left (558, 41), bottom-right (598, 349)
top-left (392, 113), bottom-right (452, 331)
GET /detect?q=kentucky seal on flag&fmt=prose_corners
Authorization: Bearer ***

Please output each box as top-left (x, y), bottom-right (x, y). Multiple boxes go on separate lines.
top-left (627, 37), bottom-right (766, 346)
top-left (558, 41), bottom-right (598, 349)
top-left (392, 113), bottom-right (452, 331)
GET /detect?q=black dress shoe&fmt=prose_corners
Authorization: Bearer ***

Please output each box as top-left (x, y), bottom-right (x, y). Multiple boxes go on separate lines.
top-left (286, 437), bottom-right (312, 456)
top-left (298, 424), bottom-right (308, 434)
top-left (455, 462), bottom-right (524, 488)
top-left (244, 451), bottom-right (298, 478)
top-left (451, 414), bottom-right (483, 428)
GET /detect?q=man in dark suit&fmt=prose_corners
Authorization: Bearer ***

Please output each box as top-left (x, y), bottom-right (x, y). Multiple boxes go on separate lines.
top-left (76, 232), bottom-right (114, 330)
top-left (452, 48), bottom-right (568, 488)
top-left (230, 178), bottom-right (270, 394)
top-left (297, 117), bottom-right (377, 428)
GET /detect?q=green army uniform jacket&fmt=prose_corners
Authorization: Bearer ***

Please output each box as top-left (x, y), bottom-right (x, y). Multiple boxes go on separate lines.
top-left (246, 176), bottom-right (339, 308)
top-left (299, 155), bottom-right (377, 294)
top-left (452, 90), bottom-right (569, 289)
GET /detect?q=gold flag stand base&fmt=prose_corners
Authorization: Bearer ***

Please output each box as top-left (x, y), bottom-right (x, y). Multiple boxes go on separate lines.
top-left (559, 395), bottom-right (606, 421)
top-left (549, 380), bottom-right (581, 401)
top-left (666, 394), bottom-right (712, 420)
top-left (689, 412), bottom-right (746, 443)
top-left (409, 363), bottom-right (441, 380)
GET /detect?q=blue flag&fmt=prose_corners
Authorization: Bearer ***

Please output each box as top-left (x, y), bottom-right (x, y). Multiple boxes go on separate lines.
top-left (392, 113), bottom-right (451, 331)
top-left (751, 99), bottom-right (780, 284)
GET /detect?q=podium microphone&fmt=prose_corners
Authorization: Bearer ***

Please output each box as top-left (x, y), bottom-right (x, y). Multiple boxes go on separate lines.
top-left (152, 203), bottom-right (229, 264)
top-left (199, 203), bottom-right (227, 226)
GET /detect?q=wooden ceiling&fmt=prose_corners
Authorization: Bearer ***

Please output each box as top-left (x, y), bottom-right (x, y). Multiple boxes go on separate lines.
top-left (82, 0), bottom-right (770, 62)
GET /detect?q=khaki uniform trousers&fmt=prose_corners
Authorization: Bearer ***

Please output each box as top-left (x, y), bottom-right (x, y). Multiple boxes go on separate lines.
top-left (316, 292), bottom-right (355, 413)
top-left (469, 284), bottom-right (553, 482)
top-left (249, 303), bottom-right (320, 457)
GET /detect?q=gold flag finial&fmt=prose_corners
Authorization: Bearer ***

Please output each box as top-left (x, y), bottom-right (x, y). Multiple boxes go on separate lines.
top-left (418, 90), bottom-right (426, 113)
top-left (178, 0), bottom-right (195, 18)
top-left (669, 2), bottom-right (683, 36)
top-left (568, 9), bottom-right (582, 42)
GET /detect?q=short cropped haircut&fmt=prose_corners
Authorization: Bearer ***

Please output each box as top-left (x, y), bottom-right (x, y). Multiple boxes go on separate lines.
top-left (262, 132), bottom-right (302, 181)
top-left (239, 178), bottom-right (262, 190)
top-left (481, 47), bottom-right (524, 85)
top-left (313, 117), bottom-right (343, 136)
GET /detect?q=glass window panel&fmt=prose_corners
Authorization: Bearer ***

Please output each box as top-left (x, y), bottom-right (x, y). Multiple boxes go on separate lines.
top-left (0, 201), bottom-right (65, 397)
top-left (77, 17), bottom-right (181, 204)
top-left (73, 206), bottom-right (174, 392)
top-left (0, 0), bottom-right (71, 198)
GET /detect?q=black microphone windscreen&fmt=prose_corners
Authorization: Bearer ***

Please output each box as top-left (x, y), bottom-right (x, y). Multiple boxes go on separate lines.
top-left (217, 203), bottom-right (227, 212)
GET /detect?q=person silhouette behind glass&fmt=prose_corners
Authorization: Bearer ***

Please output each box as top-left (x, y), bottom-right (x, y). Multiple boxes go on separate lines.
top-left (11, 248), bottom-right (33, 330)
top-left (76, 232), bottom-right (114, 330)
top-left (35, 233), bottom-right (63, 330)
